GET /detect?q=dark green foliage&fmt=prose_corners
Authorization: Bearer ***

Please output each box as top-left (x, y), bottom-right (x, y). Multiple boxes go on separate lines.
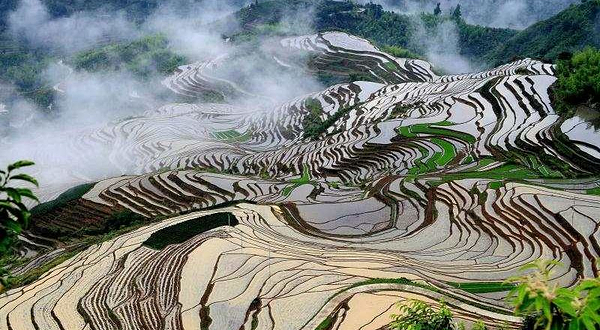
top-left (0, 0), bottom-right (173, 26)
top-left (455, 18), bottom-right (517, 61)
top-left (381, 45), bottom-right (421, 59)
top-left (0, 161), bottom-right (38, 255)
top-left (486, 0), bottom-right (600, 65)
top-left (451, 4), bottom-right (461, 20)
top-left (390, 299), bottom-right (455, 330)
top-left (0, 35), bottom-right (55, 108)
top-left (143, 212), bottom-right (237, 250)
top-left (73, 34), bottom-right (186, 77)
top-left (302, 98), bottom-right (324, 140)
top-left (433, 3), bottom-right (442, 16)
top-left (507, 260), bottom-right (600, 330)
top-left (230, 0), bottom-right (515, 67)
top-left (103, 210), bottom-right (145, 232)
top-left (447, 281), bottom-right (515, 294)
top-left (303, 99), bottom-right (358, 140)
top-left (553, 47), bottom-right (600, 116)
top-left (0, 1), bottom-right (190, 110)
top-left (417, 13), bottom-right (517, 62)
top-left (315, 1), bottom-right (415, 52)
top-left (31, 183), bottom-right (94, 216)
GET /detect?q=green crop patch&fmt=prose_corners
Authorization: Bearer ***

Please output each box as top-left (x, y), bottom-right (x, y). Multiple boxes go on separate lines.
top-left (211, 130), bottom-right (252, 142)
top-left (397, 121), bottom-right (476, 144)
top-left (283, 165), bottom-right (314, 196)
top-left (447, 281), bottom-right (515, 293)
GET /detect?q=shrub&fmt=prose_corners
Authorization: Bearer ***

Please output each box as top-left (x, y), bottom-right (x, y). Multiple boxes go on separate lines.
top-left (506, 260), bottom-right (600, 330)
top-left (554, 47), bottom-right (600, 116)
top-left (31, 182), bottom-right (94, 216)
top-left (143, 212), bottom-right (237, 250)
top-left (0, 160), bottom-right (38, 254)
top-left (390, 299), bottom-right (455, 330)
top-left (382, 45), bottom-right (420, 59)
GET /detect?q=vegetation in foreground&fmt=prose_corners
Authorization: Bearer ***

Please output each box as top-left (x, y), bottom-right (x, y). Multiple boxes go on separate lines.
top-left (507, 260), bottom-right (600, 330)
top-left (0, 160), bottom-right (37, 289)
top-left (388, 260), bottom-right (600, 330)
top-left (391, 299), bottom-right (455, 330)
top-left (0, 161), bottom-right (37, 253)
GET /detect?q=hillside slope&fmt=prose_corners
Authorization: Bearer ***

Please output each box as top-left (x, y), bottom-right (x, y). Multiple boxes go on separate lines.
top-left (232, 0), bottom-right (517, 63)
top-left (486, 0), bottom-right (600, 65)
top-left (2, 32), bottom-right (599, 330)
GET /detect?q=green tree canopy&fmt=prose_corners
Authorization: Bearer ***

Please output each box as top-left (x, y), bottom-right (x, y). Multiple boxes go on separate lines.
top-left (434, 3), bottom-right (442, 16)
top-left (554, 47), bottom-right (600, 116)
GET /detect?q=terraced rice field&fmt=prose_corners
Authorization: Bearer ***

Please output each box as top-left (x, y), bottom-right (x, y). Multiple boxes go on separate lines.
top-left (2, 32), bottom-right (600, 330)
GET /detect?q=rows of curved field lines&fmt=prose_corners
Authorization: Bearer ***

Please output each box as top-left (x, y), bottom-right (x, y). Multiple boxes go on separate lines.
top-left (1, 204), bottom-right (525, 330)
top-left (5, 32), bottom-right (600, 329)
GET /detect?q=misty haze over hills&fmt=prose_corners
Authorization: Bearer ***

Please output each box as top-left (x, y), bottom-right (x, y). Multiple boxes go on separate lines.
top-left (2, 0), bottom-right (599, 193)
top-left (361, 0), bottom-right (581, 28)
top-left (0, 2), bottom-right (599, 329)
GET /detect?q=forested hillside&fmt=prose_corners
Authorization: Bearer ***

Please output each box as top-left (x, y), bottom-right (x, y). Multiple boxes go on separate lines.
top-left (485, 0), bottom-right (600, 65)
top-left (2, 0), bottom-right (600, 114)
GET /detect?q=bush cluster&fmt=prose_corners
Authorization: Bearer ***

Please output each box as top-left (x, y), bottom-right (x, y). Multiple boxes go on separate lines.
top-left (554, 47), bottom-right (600, 116)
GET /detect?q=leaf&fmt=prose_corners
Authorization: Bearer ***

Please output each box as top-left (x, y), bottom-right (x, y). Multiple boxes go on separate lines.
top-left (15, 188), bottom-right (38, 202)
top-left (7, 160), bottom-right (35, 172)
top-left (0, 201), bottom-right (14, 209)
top-left (3, 187), bottom-right (21, 203)
top-left (5, 205), bottom-right (29, 226)
top-left (21, 211), bottom-right (30, 228)
top-left (0, 202), bottom-right (21, 217)
top-left (582, 317), bottom-right (596, 330)
top-left (579, 279), bottom-right (600, 291)
top-left (519, 261), bottom-right (544, 272)
top-left (9, 174), bottom-right (39, 187)
top-left (3, 219), bottom-right (22, 233)
top-left (568, 321), bottom-right (579, 330)
top-left (554, 298), bottom-right (577, 316)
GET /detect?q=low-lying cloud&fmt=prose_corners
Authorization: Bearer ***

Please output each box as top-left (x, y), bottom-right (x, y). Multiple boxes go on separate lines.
top-left (363, 0), bottom-right (579, 29)
top-left (411, 19), bottom-right (474, 74)
top-left (8, 0), bottom-right (139, 54)
top-left (0, 0), bottom-right (323, 200)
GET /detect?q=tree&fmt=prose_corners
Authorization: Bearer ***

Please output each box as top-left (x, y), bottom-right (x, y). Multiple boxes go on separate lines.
top-left (0, 160), bottom-right (38, 255)
top-left (452, 4), bottom-right (462, 20)
top-left (554, 47), bottom-right (600, 116)
top-left (434, 3), bottom-right (442, 16)
top-left (506, 260), bottom-right (600, 330)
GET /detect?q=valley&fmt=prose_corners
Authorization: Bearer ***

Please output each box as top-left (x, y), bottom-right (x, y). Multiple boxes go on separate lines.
top-left (1, 31), bottom-right (599, 330)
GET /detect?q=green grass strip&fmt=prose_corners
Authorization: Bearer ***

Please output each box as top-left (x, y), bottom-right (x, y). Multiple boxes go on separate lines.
top-left (314, 316), bottom-right (334, 330)
top-left (587, 187), bottom-right (600, 195)
top-left (432, 138), bottom-right (456, 166)
top-left (397, 121), bottom-right (476, 144)
top-left (447, 281), bottom-right (515, 294)
top-left (211, 129), bottom-right (252, 142)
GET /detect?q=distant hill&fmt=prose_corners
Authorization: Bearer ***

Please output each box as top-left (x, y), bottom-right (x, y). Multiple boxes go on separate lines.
top-left (365, 0), bottom-right (581, 29)
top-left (485, 0), bottom-right (600, 65)
top-left (231, 1), bottom-right (517, 64)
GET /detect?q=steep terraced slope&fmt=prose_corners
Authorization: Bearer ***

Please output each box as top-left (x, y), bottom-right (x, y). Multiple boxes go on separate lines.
top-left (2, 32), bottom-right (600, 330)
